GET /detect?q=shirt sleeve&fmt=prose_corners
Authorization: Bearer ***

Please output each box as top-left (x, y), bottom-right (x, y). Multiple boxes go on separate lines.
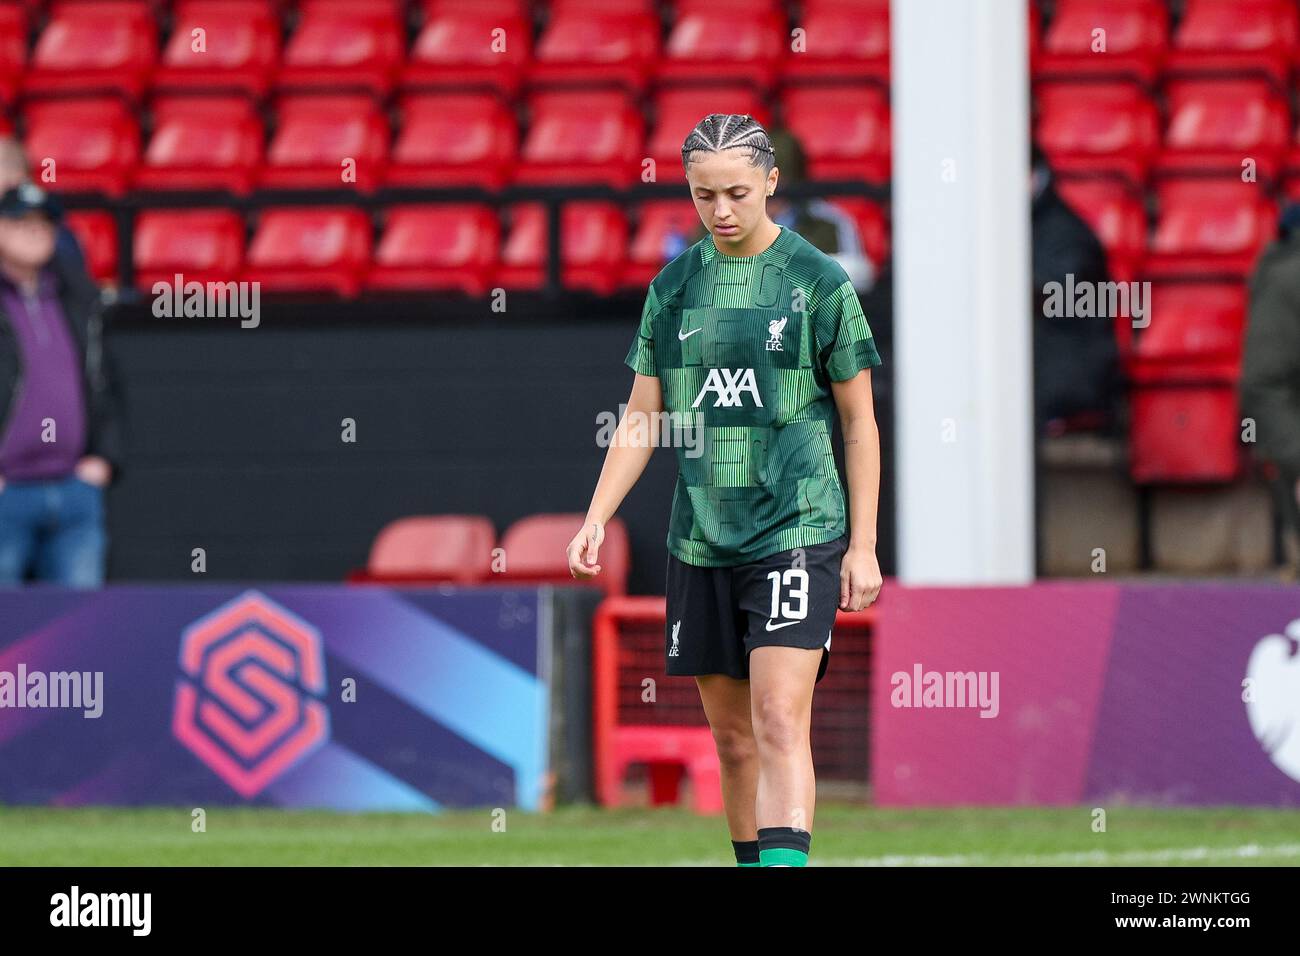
top-left (813, 266), bottom-right (882, 381)
top-left (623, 283), bottom-right (660, 376)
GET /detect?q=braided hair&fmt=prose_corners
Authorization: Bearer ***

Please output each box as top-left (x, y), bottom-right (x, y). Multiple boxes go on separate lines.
top-left (681, 113), bottom-right (776, 175)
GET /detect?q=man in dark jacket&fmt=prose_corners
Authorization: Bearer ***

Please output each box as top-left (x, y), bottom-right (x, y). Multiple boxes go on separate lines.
top-left (0, 183), bottom-right (124, 586)
top-left (1241, 205), bottom-right (1300, 572)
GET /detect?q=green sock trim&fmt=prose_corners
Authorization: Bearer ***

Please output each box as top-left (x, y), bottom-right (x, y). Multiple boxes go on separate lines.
top-left (760, 847), bottom-right (808, 867)
top-left (737, 860), bottom-right (762, 867)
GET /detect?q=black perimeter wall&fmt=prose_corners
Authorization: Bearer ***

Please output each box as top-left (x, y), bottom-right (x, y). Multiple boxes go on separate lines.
top-left (102, 279), bottom-right (894, 595)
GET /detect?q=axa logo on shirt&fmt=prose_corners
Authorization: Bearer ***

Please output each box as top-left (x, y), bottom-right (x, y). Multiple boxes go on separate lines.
top-left (692, 368), bottom-right (763, 408)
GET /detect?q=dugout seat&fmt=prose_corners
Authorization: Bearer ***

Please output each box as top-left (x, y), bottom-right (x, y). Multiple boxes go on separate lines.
top-left (656, 7), bottom-right (786, 89)
top-left (1145, 179), bottom-right (1276, 280)
top-left (779, 0), bottom-right (889, 86)
top-left (277, 0), bottom-right (404, 96)
top-left (1153, 79), bottom-right (1290, 183)
top-left (259, 95), bottom-right (389, 192)
top-left (623, 199), bottom-right (706, 288)
top-left (364, 204), bottom-right (499, 295)
top-left (22, 97), bottom-right (140, 195)
top-left (350, 514), bottom-right (497, 584)
top-left (134, 96), bottom-right (263, 194)
top-left (154, 0), bottom-right (280, 96)
top-left (1165, 0), bottom-right (1297, 87)
top-left (497, 201), bottom-right (629, 294)
top-left (513, 90), bottom-right (644, 188)
top-left (1035, 0), bottom-right (1168, 85)
top-left (827, 195), bottom-right (890, 267)
top-left (403, 3), bottom-right (531, 97)
top-left (529, 7), bottom-right (659, 92)
top-left (0, 4), bottom-right (25, 103)
top-left (496, 513), bottom-right (629, 595)
top-left (1034, 81), bottom-right (1160, 186)
top-left (1128, 282), bottom-right (1246, 484)
top-left (779, 84), bottom-right (891, 184)
top-left (133, 209), bottom-right (246, 291)
top-left (63, 211), bottom-right (118, 285)
top-left (1055, 179), bottom-right (1148, 284)
top-left (24, 1), bottom-right (156, 100)
top-left (385, 93), bottom-right (516, 189)
top-left (241, 207), bottom-right (371, 296)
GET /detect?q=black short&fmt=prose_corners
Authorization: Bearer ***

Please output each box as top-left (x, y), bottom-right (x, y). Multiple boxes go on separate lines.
top-left (664, 535), bottom-right (848, 684)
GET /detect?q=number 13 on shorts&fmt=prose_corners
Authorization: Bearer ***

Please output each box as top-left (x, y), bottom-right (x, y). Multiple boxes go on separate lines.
top-left (766, 568), bottom-right (809, 622)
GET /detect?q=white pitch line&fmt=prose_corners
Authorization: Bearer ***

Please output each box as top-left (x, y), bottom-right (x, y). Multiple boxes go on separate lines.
top-left (665, 843), bottom-right (1300, 867)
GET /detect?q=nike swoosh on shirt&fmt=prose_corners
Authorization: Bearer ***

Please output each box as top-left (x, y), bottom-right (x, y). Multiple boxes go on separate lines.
top-left (765, 619), bottom-right (800, 631)
top-left (677, 328), bottom-right (703, 340)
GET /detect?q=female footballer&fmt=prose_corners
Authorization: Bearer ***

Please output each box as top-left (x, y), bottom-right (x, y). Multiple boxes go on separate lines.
top-left (567, 114), bottom-right (883, 867)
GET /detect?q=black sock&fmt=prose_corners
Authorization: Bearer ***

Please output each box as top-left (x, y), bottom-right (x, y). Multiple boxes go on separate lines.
top-left (757, 826), bottom-right (812, 867)
top-left (731, 839), bottom-right (761, 866)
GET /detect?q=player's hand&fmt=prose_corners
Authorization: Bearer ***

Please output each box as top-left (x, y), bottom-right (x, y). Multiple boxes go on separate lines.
top-left (74, 455), bottom-right (112, 487)
top-left (566, 520), bottom-right (605, 580)
top-left (840, 544), bottom-right (882, 611)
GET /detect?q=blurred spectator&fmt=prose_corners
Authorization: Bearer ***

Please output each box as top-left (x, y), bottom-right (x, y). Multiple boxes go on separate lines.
top-left (0, 136), bottom-right (88, 274)
top-left (1031, 143), bottom-right (1119, 435)
top-left (0, 184), bottom-right (123, 587)
top-left (767, 125), bottom-right (876, 292)
top-left (1241, 204), bottom-right (1300, 575)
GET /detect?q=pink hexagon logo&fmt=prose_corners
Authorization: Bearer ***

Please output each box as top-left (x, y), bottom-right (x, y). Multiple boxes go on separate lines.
top-left (173, 590), bottom-right (329, 798)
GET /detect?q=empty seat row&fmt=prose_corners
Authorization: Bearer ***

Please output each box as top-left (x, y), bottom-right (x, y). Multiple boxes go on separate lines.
top-left (0, 0), bottom-right (891, 102)
top-left (61, 199), bottom-right (891, 296)
top-left (349, 512), bottom-right (631, 595)
top-left (10, 85), bottom-right (891, 195)
top-left (1035, 78), bottom-right (1300, 187)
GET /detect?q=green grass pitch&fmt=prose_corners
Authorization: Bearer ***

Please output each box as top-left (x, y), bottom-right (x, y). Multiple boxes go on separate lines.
top-left (3, 804), bottom-right (1300, 866)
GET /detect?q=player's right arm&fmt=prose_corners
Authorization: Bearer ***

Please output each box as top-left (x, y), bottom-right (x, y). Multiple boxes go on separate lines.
top-left (567, 371), bottom-right (663, 580)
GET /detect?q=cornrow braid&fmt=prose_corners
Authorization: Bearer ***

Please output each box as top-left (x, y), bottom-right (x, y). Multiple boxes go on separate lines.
top-left (681, 113), bottom-right (776, 176)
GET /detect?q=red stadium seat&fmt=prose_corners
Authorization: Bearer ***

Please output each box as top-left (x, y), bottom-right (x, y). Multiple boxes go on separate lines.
top-left (1146, 179), bottom-right (1277, 280)
top-left (403, 6), bottom-right (531, 97)
top-left (647, 85), bottom-right (770, 176)
top-left (351, 514), bottom-right (497, 585)
top-left (657, 8), bottom-right (786, 89)
top-left (25, 1), bottom-right (157, 100)
top-left (779, 85), bottom-right (891, 184)
top-left (22, 97), bottom-right (140, 195)
top-left (278, 0), bottom-right (404, 95)
top-left (385, 93), bottom-right (517, 189)
top-left (259, 95), bottom-right (389, 192)
top-left (133, 209), bottom-right (246, 291)
top-left (1036, 0), bottom-right (1168, 84)
top-left (497, 514), bottom-right (629, 595)
top-left (826, 195), bottom-right (890, 267)
top-left (1154, 79), bottom-right (1290, 183)
top-left (623, 199), bottom-right (706, 288)
top-left (1034, 81), bottom-right (1160, 186)
top-left (62, 211), bottom-right (118, 285)
top-left (529, 8), bottom-right (659, 92)
top-left (364, 204), bottom-right (500, 295)
top-left (1165, 0), bottom-right (1298, 86)
top-left (134, 96), bottom-right (263, 194)
top-left (1129, 283), bottom-right (1246, 482)
top-left (0, 4), bottom-right (25, 103)
top-left (242, 207), bottom-right (372, 296)
top-left (497, 201), bottom-right (629, 294)
top-left (1055, 179), bottom-right (1148, 284)
top-left (513, 90), bottom-right (644, 188)
top-left (780, 0), bottom-right (889, 86)
top-left (154, 0), bottom-right (280, 97)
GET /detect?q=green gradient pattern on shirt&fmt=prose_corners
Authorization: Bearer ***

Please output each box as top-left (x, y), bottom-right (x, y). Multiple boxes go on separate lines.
top-left (624, 224), bottom-right (882, 567)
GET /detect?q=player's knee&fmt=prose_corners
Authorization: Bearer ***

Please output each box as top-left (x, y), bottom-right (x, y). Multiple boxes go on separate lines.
top-left (751, 695), bottom-right (804, 754)
top-left (709, 724), bottom-right (757, 766)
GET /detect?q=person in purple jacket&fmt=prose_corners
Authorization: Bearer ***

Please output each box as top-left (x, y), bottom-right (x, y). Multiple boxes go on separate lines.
top-left (0, 183), bottom-right (124, 586)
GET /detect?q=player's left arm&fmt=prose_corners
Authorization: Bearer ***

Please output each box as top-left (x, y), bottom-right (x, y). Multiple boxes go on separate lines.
top-left (830, 369), bottom-right (882, 611)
